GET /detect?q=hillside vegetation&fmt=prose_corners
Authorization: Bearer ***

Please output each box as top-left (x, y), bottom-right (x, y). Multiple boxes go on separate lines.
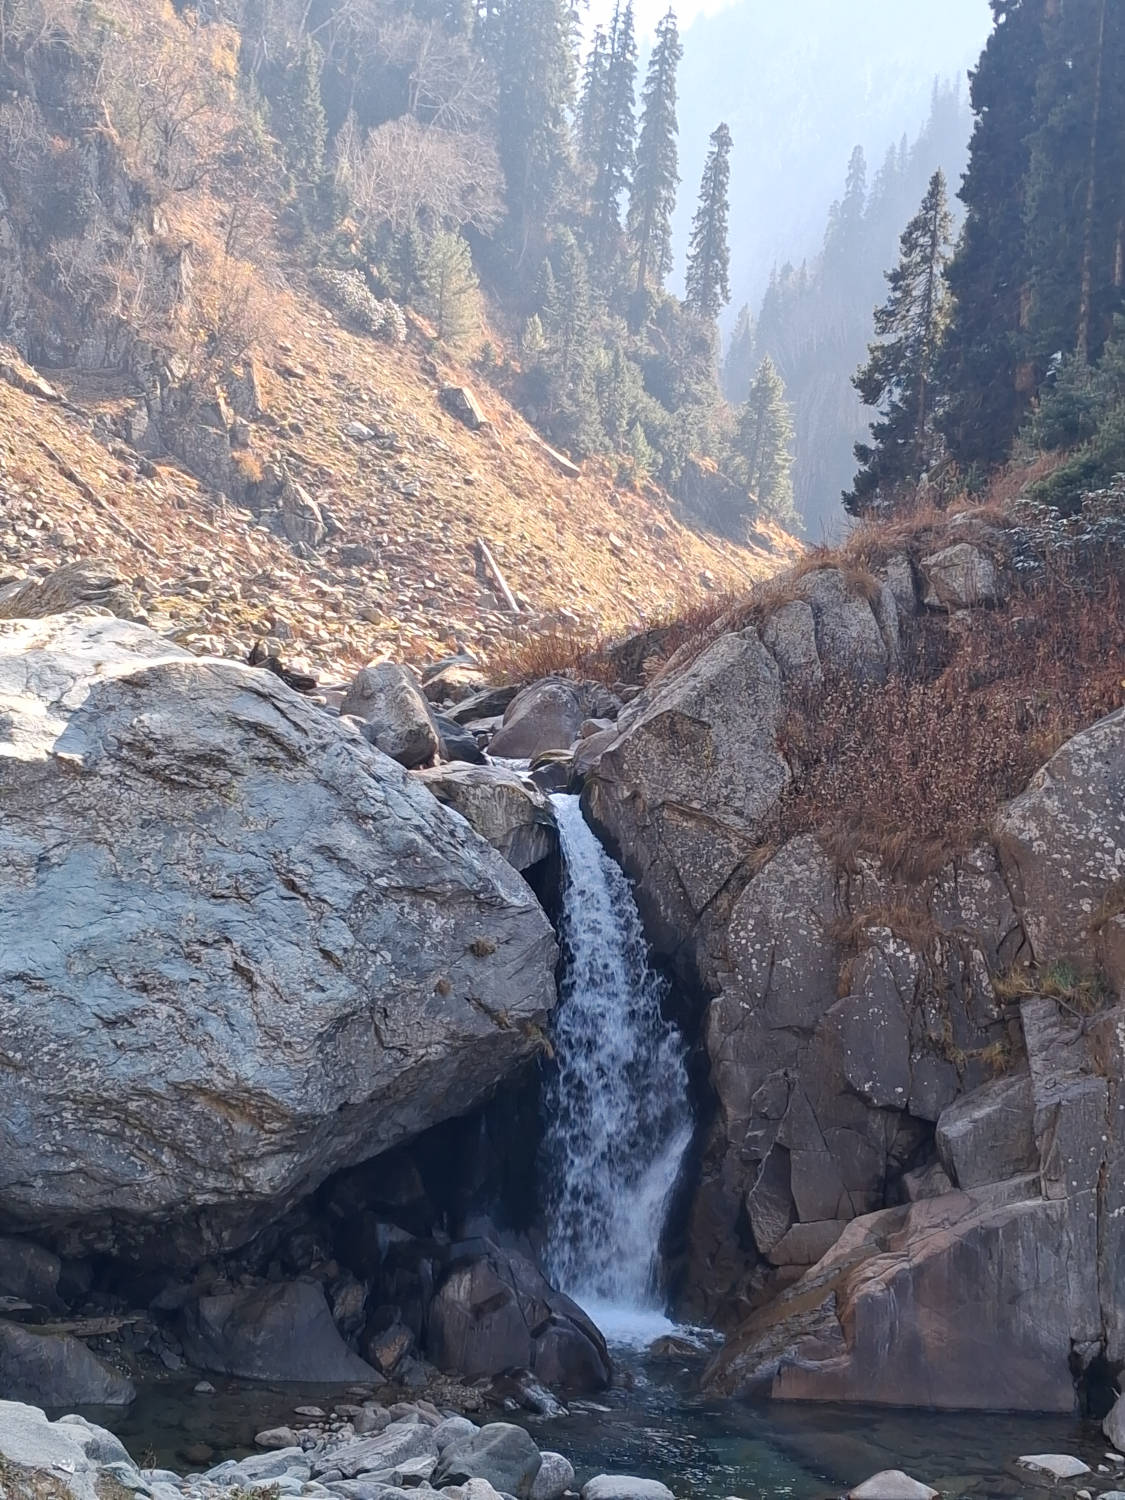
top-left (0, 0), bottom-right (795, 675)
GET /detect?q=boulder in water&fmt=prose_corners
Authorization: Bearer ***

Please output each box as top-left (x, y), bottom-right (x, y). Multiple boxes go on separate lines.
top-left (180, 1280), bottom-right (378, 1382)
top-left (849, 1473), bottom-right (939, 1500)
top-left (0, 1320), bottom-right (135, 1406)
top-left (581, 1479), bottom-right (675, 1500)
top-left (530, 1453), bottom-right (576, 1500)
top-left (432, 1422), bottom-right (543, 1499)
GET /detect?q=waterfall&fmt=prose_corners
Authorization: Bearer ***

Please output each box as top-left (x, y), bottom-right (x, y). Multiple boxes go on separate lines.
top-left (540, 793), bottom-right (692, 1341)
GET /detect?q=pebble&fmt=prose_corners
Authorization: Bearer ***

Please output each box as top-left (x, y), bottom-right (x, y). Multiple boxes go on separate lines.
top-left (193, 1380), bottom-right (216, 1394)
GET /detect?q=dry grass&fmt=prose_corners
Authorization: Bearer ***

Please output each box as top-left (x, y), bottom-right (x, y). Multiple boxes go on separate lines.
top-left (780, 558), bottom-right (1125, 876)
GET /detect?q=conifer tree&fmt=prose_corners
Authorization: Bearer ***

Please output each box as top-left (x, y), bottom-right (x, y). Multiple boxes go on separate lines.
top-left (684, 122), bottom-right (732, 322)
top-left (589, 1), bottom-right (637, 263)
top-left (577, 26), bottom-right (610, 168)
top-left (496, 0), bottom-right (575, 254)
top-left (737, 356), bottom-right (795, 520)
top-left (937, 0), bottom-right (1049, 472)
top-left (268, 35), bottom-right (327, 196)
top-left (537, 230), bottom-right (604, 451)
top-left (846, 170), bottom-right (953, 515)
top-left (627, 7), bottom-right (681, 295)
top-left (722, 303), bottom-right (755, 402)
top-left (418, 231), bottom-right (480, 343)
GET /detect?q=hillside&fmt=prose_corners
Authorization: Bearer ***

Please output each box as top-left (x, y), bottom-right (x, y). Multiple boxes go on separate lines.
top-left (0, 305), bottom-right (791, 682)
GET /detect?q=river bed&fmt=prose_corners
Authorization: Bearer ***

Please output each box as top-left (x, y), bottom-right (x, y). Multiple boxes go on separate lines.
top-left (80, 1339), bottom-right (1105, 1500)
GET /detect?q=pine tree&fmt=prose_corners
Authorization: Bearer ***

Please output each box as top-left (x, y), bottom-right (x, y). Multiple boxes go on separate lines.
top-left (721, 303), bottom-right (755, 402)
top-left (496, 0), bottom-right (575, 255)
top-left (537, 230), bottom-right (604, 451)
top-left (589, 1), bottom-right (637, 264)
top-left (268, 35), bottom-right (327, 196)
top-left (418, 231), bottom-right (480, 343)
top-left (846, 170), bottom-right (954, 515)
top-left (1023, 0), bottom-right (1125, 367)
top-left (937, 0), bottom-right (1049, 473)
top-left (684, 122), bottom-right (732, 322)
top-left (577, 26), bottom-right (610, 168)
top-left (737, 357), bottom-right (795, 520)
top-left (627, 7), bottom-right (681, 295)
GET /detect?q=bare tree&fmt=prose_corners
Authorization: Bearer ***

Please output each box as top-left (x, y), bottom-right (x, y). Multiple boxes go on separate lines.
top-left (335, 114), bottom-right (503, 236)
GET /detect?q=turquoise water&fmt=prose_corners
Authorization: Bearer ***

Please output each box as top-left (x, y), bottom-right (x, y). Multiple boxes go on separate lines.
top-left (82, 1342), bottom-right (1104, 1498)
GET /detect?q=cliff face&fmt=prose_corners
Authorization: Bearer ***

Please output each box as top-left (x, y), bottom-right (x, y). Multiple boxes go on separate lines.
top-left (581, 502), bottom-right (1125, 1411)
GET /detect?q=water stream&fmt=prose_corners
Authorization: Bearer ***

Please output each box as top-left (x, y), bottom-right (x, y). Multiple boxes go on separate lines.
top-left (539, 794), bottom-right (692, 1343)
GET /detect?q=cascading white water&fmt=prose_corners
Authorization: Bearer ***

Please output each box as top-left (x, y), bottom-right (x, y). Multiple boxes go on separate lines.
top-left (541, 793), bottom-right (692, 1342)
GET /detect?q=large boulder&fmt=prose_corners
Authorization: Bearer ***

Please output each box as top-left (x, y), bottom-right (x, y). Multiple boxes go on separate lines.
top-left (994, 706), bottom-right (1125, 989)
top-left (416, 765), bottom-right (557, 872)
top-left (0, 615), bottom-right (556, 1259)
top-left (0, 1322), bottom-right (136, 1407)
top-left (919, 542), bottom-right (1001, 610)
top-left (432, 1423), bottom-right (543, 1499)
top-left (0, 1401), bottom-right (131, 1500)
top-left (489, 679), bottom-right (618, 761)
top-left (341, 662), bottom-right (440, 769)
top-left (179, 1279), bottom-right (378, 1382)
top-left (794, 568), bottom-right (892, 681)
top-left (0, 1237), bottom-right (62, 1309)
top-left (426, 1240), bottom-right (610, 1393)
top-left (585, 630), bottom-right (788, 970)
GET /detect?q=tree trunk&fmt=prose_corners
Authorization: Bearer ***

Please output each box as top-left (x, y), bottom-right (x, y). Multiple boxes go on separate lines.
top-left (1076, 0), bottom-right (1107, 363)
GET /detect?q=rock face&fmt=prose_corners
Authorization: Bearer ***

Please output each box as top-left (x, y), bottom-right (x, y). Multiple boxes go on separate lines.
top-left (416, 765), bottom-right (557, 872)
top-left (0, 1321), bottom-right (136, 1406)
top-left (342, 661), bottom-right (441, 769)
top-left (995, 706), bottom-right (1125, 989)
top-left (179, 1279), bottom-right (379, 1382)
top-left (0, 615), bottom-right (556, 1260)
top-left (427, 1241), bottom-right (610, 1392)
top-left (919, 542), bottom-right (1001, 610)
top-left (585, 630), bottom-right (789, 968)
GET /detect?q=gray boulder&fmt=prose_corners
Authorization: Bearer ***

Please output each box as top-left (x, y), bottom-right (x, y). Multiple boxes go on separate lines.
top-left (0, 615), bottom-right (556, 1259)
top-left (530, 1453), bottom-right (575, 1500)
top-left (416, 764), bottom-right (556, 872)
top-left (936, 1073), bottom-right (1037, 1188)
top-left (180, 1280), bottom-right (378, 1382)
top-left (794, 568), bottom-right (889, 681)
top-left (760, 599), bottom-right (822, 686)
top-left (342, 662), bottom-right (440, 769)
top-left (0, 1237), bottom-right (62, 1309)
top-left (434, 1418), bottom-right (479, 1453)
top-left (313, 1424), bottom-right (438, 1480)
top-left (1104, 1392), bottom-right (1125, 1451)
top-left (919, 542), bottom-right (1001, 609)
top-left (581, 1480), bottom-right (674, 1500)
top-left (432, 714), bottom-right (487, 766)
top-left (0, 1321), bottom-right (135, 1406)
top-left (427, 1241), bottom-right (610, 1393)
top-left (433, 1423), bottom-right (543, 1500)
top-left (849, 1473), bottom-right (938, 1500)
top-left (0, 1401), bottom-right (111, 1500)
top-left (995, 706), bottom-right (1125, 990)
top-left (488, 680), bottom-right (589, 761)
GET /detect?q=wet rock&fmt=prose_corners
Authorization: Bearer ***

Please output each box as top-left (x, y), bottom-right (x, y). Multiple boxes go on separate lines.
top-left (342, 662), bottom-right (441, 769)
top-left (0, 1320), bottom-right (136, 1406)
top-left (182, 1280), bottom-right (377, 1382)
top-left (920, 543), bottom-right (1001, 610)
top-left (416, 764), bottom-right (556, 871)
top-left (849, 1473), bottom-right (938, 1500)
top-left (0, 616), bottom-right (555, 1259)
top-left (530, 1454), bottom-right (575, 1500)
top-left (427, 1241), bottom-right (609, 1393)
top-left (257, 1427), bottom-right (302, 1450)
top-left (1017, 1457), bottom-right (1092, 1480)
top-left (433, 1423), bottom-right (543, 1500)
top-left (581, 1479), bottom-right (674, 1500)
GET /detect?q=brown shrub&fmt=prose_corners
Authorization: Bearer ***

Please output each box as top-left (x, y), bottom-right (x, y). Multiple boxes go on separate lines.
top-left (780, 559), bottom-right (1125, 874)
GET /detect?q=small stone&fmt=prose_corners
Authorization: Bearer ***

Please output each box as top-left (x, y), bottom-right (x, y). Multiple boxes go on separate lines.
top-left (193, 1380), bottom-right (216, 1394)
top-left (1017, 1457), bottom-right (1092, 1481)
top-left (257, 1428), bottom-right (301, 1450)
top-left (295, 1407), bottom-right (327, 1418)
top-left (581, 1481), bottom-right (674, 1500)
